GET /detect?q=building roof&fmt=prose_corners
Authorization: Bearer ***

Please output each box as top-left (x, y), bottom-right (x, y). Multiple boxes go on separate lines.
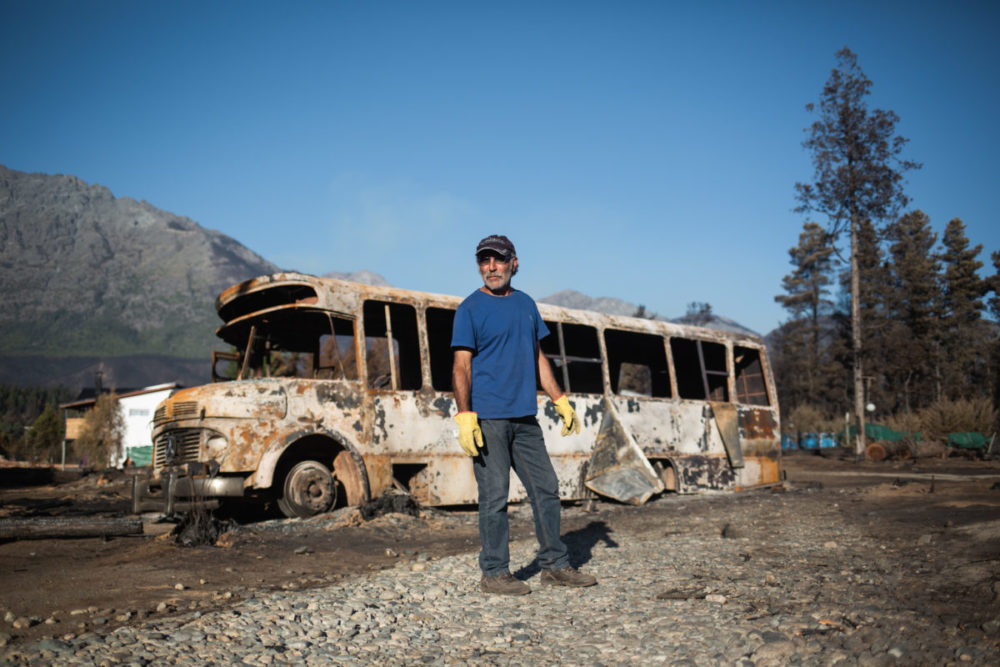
top-left (59, 383), bottom-right (181, 410)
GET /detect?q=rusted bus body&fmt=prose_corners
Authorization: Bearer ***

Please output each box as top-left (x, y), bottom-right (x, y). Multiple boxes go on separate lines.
top-left (139, 272), bottom-right (780, 517)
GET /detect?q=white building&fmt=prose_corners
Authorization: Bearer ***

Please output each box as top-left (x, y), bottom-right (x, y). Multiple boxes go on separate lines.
top-left (62, 383), bottom-right (179, 467)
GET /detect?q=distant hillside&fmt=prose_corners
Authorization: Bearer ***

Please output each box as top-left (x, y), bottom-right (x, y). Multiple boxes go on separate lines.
top-left (0, 164), bottom-right (763, 392)
top-left (322, 270), bottom-right (390, 286)
top-left (540, 289), bottom-right (653, 318)
top-left (540, 289), bottom-right (760, 337)
top-left (0, 165), bottom-right (278, 389)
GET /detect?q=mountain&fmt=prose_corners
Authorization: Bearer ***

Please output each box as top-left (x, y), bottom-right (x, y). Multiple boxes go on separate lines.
top-left (539, 289), bottom-right (655, 319)
top-left (322, 270), bottom-right (390, 286)
top-left (671, 311), bottom-right (761, 337)
top-left (0, 165), bottom-right (761, 391)
top-left (539, 289), bottom-right (760, 337)
top-left (0, 165), bottom-right (279, 389)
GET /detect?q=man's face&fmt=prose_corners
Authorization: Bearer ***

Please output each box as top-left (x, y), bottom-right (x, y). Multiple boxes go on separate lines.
top-left (478, 252), bottom-right (517, 294)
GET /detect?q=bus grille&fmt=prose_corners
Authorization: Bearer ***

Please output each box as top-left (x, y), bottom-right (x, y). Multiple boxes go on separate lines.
top-left (172, 401), bottom-right (200, 419)
top-left (153, 401), bottom-right (200, 426)
top-left (153, 429), bottom-right (202, 467)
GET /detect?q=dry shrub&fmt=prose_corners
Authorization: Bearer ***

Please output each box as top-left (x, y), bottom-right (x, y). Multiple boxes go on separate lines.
top-left (786, 404), bottom-right (840, 434)
top-left (74, 392), bottom-right (125, 468)
top-left (884, 411), bottom-right (921, 435)
top-left (917, 399), bottom-right (996, 442)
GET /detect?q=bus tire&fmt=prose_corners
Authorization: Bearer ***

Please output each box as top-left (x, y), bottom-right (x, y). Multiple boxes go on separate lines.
top-left (277, 460), bottom-right (336, 518)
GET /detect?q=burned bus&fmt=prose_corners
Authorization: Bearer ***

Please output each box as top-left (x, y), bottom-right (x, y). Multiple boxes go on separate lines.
top-left (135, 272), bottom-right (781, 517)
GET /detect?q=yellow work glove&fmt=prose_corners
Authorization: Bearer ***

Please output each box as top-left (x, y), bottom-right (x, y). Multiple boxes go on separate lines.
top-left (553, 395), bottom-right (580, 436)
top-left (454, 411), bottom-right (484, 456)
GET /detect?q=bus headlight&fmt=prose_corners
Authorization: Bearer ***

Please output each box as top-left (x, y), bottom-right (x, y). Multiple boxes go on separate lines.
top-left (206, 434), bottom-right (228, 460)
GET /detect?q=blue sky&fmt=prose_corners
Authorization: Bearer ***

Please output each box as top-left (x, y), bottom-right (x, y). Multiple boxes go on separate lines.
top-left (2, 0), bottom-right (998, 335)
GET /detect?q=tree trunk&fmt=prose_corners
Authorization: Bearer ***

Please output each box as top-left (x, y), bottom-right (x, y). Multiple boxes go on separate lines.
top-left (0, 517), bottom-right (143, 540)
top-left (865, 440), bottom-right (912, 461)
top-left (851, 212), bottom-right (866, 459)
top-left (993, 341), bottom-right (1000, 446)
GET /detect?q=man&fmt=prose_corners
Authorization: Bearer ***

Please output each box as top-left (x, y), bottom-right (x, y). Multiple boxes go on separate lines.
top-left (451, 234), bottom-right (598, 596)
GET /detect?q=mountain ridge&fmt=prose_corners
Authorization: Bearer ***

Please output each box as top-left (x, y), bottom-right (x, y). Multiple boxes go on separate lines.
top-left (0, 166), bottom-right (763, 392)
top-left (0, 164), bottom-right (278, 361)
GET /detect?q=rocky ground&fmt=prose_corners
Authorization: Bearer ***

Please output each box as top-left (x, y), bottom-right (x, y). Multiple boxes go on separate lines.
top-left (2, 452), bottom-right (1000, 665)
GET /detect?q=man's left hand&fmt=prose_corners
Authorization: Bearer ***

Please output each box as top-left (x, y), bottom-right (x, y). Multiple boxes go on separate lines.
top-left (553, 396), bottom-right (580, 436)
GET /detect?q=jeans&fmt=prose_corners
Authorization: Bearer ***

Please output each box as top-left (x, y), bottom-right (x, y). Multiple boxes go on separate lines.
top-left (474, 416), bottom-right (570, 576)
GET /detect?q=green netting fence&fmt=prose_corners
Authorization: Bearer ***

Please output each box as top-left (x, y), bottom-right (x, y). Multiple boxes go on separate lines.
top-left (846, 423), bottom-right (920, 443)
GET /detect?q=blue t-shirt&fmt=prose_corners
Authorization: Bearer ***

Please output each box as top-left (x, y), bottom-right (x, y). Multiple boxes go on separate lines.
top-left (451, 288), bottom-right (549, 419)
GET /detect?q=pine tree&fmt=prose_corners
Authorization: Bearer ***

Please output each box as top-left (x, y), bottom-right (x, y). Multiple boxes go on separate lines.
top-left (989, 251), bottom-right (1000, 319)
top-left (795, 48), bottom-right (920, 456)
top-left (775, 222), bottom-right (835, 408)
top-left (25, 403), bottom-right (64, 463)
top-left (885, 210), bottom-right (940, 412)
top-left (938, 218), bottom-right (988, 400)
top-left (771, 319), bottom-right (810, 415)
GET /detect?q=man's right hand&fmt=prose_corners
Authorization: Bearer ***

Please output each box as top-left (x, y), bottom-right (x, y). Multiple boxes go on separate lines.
top-left (454, 412), bottom-right (484, 456)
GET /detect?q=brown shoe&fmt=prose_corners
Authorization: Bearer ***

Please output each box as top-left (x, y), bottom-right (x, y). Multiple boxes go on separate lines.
top-left (480, 573), bottom-right (531, 596)
top-left (540, 566), bottom-right (597, 587)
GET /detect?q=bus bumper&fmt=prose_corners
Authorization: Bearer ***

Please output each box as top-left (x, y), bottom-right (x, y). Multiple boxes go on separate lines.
top-left (132, 465), bottom-right (246, 514)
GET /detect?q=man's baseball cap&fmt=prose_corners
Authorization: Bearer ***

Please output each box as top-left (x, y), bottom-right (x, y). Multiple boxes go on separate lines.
top-left (475, 234), bottom-right (516, 260)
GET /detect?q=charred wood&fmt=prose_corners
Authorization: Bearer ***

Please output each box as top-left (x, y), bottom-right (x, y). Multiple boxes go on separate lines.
top-left (0, 517), bottom-right (143, 540)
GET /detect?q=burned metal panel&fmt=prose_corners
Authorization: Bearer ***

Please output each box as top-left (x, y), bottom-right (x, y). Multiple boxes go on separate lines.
top-left (370, 390), bottom-right (456, 450)
top-left (398, 456), bottom-right (479, 505)
top-left (361, 454), bottom-right (394, 499)
top-left (537, 394), bottom-right (605, 501)
top-left (612, 397), bottom-right (676, 450)
top-left (734, 406), bottom-right (781, 487)
top-left (602, 397), bottom-right (780, 492)
top-left (388, 452), bottom-right (592, 507)
top-left (379, 392), bottom-right (598, 505)
top-left (709, 401), bottom-right (744, 469)
top-left (616, 398), bottom-right (727, 458)
top-left (738, 407), bottom-right (779, 448)
top-left (584, 399), bottom-right (664, 504)
top-left (669, 455), bottom-right (736, 493)
top-left (159, 382), bottom-right (287, 421)
top-left (734, 454), bottom-right (781, 490)
top-left (366, 390), bottom-right (461, 503)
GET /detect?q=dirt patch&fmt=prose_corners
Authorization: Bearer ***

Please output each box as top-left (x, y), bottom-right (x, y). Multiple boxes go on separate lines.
top-left (2, 453), bottom-right (1000, 648)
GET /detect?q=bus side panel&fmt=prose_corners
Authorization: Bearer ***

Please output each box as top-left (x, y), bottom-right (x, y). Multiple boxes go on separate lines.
top-left (538, 394), bottom-right (605, 501)
top-left (735, 407), bottom-right (781, 489)
top-left (612, 397), bottom-right (727, 457)
top-left (387, 393), bottom-right (603, 505)
top-left (610, 396), bottom-right (782, 492)
top-left (369, 392), bottom-right (467, 505)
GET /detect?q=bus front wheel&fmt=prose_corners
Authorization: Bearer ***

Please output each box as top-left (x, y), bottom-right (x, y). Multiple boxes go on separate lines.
top-left (278, 460), bottom-right (336, 518)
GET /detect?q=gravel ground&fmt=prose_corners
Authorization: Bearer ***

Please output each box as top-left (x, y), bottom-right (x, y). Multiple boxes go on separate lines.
top-left (3, 458), bottom-right (1000, 665)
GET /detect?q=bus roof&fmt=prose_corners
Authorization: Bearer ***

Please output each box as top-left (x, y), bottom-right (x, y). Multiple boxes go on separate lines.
top-left (214, 272), bottom-right (768, 348)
